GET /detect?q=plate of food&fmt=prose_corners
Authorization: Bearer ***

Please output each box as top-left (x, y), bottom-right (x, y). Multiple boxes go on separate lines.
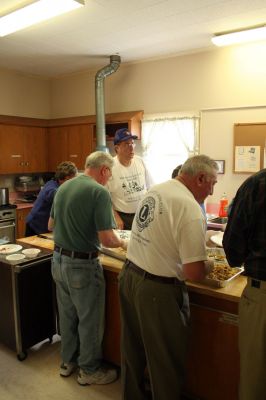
top-left (100, 230), bottom-right (130, 261)
top-left (210, 231), bottom-right (224, 247)
top-left (206, 247), bottom-right (227, 262)
top-left (116, 230), bottom-right (131, 240)
top-left (204, 262), bottom-right (244, 287)
top-left (0, 244), bottom-right (22, 255)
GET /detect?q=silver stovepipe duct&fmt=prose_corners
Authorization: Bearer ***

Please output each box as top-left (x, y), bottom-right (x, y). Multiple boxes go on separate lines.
top-left (95, 55), bottom-right (121, 152)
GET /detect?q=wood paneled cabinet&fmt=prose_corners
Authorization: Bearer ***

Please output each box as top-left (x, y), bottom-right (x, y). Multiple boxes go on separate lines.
top-left (184, 293), bottom-right (240, 400)
top-left (101, 270), bottom-right (240, 400)
top-left (16, 208), bottom-right (32, 239)
top-left (0, 110), bottom-right (143, 174)
top-left (0, 125), bottom-right (47, 174)
top-left (92, 111), bottom-right (143, 148)
top-left (103, 270), bottom-right (121, 365)
top-left (47, 124), bottom-right (93, 171)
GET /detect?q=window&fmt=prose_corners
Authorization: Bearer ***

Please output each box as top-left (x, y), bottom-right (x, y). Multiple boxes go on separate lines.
top-left (141, 113), bottom-right (199, 184)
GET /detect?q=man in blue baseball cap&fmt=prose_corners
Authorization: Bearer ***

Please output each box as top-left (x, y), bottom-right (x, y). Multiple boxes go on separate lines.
top-left (113, 128), bottom-right (138, 145)
top-left (107, 128), bottom-right (152, 230)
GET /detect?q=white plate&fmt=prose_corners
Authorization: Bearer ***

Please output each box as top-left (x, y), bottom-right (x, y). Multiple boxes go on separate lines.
top-left (210, 232), bottom-right (224, 247)
top-left (0, 244), bottom-right (22, 255)
top-left (117, 230), bottom-right (131, 239)
top-left (6, 253), bottom-right (26, 261)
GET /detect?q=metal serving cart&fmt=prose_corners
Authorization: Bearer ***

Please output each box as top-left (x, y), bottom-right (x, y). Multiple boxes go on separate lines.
top-left (0, 248), bottom-right (56, 360)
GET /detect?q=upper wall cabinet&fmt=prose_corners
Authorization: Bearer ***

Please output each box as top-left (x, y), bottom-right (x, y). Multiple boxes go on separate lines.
top-left (92, 111), bottom-right (143, 144)
top-left (0, 125), bottom-right (47, 174)
top-left (47, 124), bottom-right (93, 171)
top-left (0, 110), bottom-right (143, 174)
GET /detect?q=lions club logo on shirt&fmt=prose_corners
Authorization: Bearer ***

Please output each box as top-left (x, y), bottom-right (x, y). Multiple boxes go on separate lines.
top-left (136, 196), bottom-right (155, 231)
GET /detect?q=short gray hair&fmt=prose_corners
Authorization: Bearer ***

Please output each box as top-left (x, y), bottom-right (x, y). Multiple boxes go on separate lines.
top-left (85, 151), bottom-right (114, 169)
top-left (180, 155), bottom-right (218, 176)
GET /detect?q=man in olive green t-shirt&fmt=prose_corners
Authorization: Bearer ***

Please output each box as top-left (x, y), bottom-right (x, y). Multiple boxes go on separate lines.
top-left (48, 151), bottom-right (128, 386)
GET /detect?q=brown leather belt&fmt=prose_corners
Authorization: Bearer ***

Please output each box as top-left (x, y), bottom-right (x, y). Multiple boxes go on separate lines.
top-left (54, 245), bottom-right (98, 260)
top-left (125, 259), bottom-right (183, 285)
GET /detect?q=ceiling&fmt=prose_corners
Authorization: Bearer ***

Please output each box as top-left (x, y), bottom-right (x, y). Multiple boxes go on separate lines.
top-left (1, 0), bottom-right (266, 78)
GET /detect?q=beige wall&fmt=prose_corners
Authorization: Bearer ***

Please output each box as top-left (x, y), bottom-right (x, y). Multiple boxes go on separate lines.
top-left (1, 41), bottom-right (266, 205)
top-left (200, 107), bottom-right (266, 206)
top-left (0, 68), bottom-right (51, 119)
top-left (50, 41), bottom-right (266, 205)
top-left (50, 41), bottom-right (266, 118)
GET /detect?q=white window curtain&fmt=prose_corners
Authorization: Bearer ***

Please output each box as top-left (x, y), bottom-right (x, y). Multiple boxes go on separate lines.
top-left (142, 112), bottom-right (200, 184)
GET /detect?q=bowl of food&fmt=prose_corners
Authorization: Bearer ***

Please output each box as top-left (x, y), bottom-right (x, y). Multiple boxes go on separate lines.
top-left (22, 248), bottom-right (41, 258)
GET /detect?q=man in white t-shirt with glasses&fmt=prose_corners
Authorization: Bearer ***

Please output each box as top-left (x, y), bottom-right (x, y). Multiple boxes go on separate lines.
top-left (107, 128), bottom-right (152, 230)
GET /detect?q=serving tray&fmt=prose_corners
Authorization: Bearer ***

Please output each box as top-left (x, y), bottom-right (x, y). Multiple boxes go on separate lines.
top-left (203, 266), bottom-right (244, 287)
top-left (100, 246), bottom-right (127, 261)
top-left (100, 230), bottom-right (130, 261)
top-left (204, 247), bottom-right (244, 287)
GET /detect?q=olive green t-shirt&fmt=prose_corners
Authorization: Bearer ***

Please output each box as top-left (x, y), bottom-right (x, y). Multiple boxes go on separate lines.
top-left (51, 174), bottom-right (116, 252)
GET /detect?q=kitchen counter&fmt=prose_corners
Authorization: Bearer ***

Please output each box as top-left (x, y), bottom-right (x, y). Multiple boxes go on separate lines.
top-left (17, 234), bottom-right (244, 400)
top-left (15, 202), bottom-right (34, 210)
top-left (16, 234), bottom-right (124, 274)
top-left (16, 234), bottom-right (247, 302)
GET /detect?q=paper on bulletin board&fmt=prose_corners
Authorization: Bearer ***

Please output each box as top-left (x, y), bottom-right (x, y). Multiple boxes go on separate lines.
top-left (234, 146), bottom-right (260, 172)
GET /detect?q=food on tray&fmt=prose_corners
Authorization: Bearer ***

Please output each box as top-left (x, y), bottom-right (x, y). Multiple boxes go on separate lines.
top-left (207, 263), bottom-right (238, 281)
top-left (206, 247), bottom-right (226, 262)
top-left (100, 244), bottom-right (127, 261)
top-left (208, 253), bottom-right (226, 261)
top-left (114, 247), bottom-right (127, 256)
top-left (214, 255), bottom-right (226, 261)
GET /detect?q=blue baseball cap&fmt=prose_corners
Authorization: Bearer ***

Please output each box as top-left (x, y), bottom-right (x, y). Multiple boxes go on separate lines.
top-left (113, 128), bottom-right (138, 145)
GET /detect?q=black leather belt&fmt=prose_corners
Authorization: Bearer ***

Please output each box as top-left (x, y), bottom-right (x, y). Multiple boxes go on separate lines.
top-left (125, 259), bottom-right (183, 285)
top-left (116, 211), bottom-right (135, 216)
top-left (54, 245), bottom-right (98, 260)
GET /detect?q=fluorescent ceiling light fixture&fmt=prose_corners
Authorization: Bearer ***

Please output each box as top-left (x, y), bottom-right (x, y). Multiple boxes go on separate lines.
top-left (0, 0), bottom-right (85, 37)
top-left (212, 25), bottom-right (266, 47)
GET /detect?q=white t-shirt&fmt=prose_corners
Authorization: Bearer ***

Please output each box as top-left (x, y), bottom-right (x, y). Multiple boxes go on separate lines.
top-left (127, 179), bottom-right (207, 280)
top-left (107, 155), bottom-right (151, 213)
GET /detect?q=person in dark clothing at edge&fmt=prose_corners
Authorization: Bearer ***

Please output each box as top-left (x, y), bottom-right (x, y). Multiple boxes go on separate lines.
top-left (25, 161), bottom-right (77, 236)
top-left (223, 169), bottom-right (266, 400)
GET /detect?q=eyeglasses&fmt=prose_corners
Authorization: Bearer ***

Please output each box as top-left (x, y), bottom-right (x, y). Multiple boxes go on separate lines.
top-left (120, 140), bottom-right (136, 147)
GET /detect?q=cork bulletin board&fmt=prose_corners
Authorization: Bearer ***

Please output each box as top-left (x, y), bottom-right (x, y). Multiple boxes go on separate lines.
top-left (234, 123), bottom-right (266, 173)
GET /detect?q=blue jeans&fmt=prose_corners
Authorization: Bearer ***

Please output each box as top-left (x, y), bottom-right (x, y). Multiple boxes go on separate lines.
top-left (51, 251), bottom-right (105, 373)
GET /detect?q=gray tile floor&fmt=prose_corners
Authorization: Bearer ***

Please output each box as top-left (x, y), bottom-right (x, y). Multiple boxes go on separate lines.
top-left (0, 335), bottom-right (121, 400)
top-left (0, 335), bottom-right (196, 400)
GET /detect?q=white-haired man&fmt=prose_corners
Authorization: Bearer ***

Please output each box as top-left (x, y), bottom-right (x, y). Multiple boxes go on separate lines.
top-left (119, 154), bottom-right (218, 400)
top-left (48, 151), bottom-right (128, 386)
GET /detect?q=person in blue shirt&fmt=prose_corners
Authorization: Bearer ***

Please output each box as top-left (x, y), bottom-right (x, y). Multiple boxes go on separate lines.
top-left (25, 161), bottom-right (77, 236)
